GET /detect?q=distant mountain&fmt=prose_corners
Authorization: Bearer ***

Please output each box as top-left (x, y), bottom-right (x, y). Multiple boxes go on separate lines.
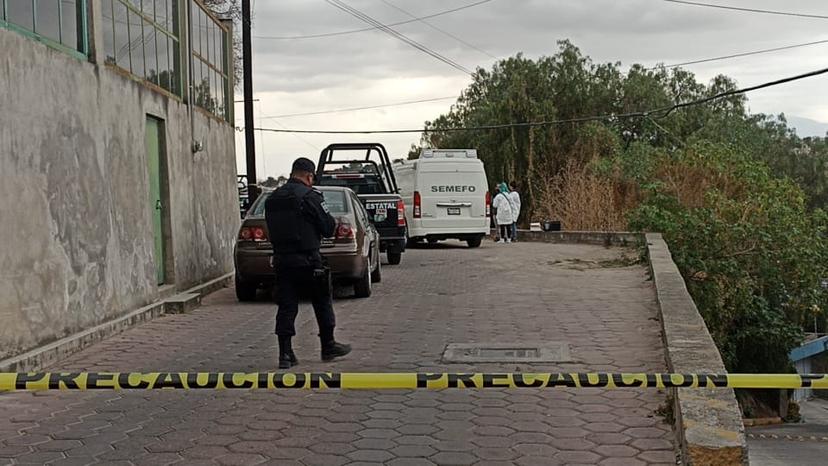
top-left (787, 116), bottom-right (828, 138)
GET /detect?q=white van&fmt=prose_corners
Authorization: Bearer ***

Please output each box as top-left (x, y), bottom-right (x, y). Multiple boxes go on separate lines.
top-left (394, 149), bottom-right (490, 248)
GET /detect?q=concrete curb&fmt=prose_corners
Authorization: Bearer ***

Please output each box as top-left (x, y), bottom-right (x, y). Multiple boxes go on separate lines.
top-left (645, 233), bottom-right (748, 465)
top-left (0, 272), bottom-right (233, 372)
top-left (519, 230), bottom-right (748, 465)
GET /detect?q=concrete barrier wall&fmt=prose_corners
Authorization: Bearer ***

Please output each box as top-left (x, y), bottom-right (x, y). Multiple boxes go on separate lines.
top-left (0, 29), bottom-right (238, 361)
top-left (520, 230), bottom-right (748, 465)
top-left (645, 233), bottom-right (747, 465)
top-left (517, 230), bottom-right (642, 247)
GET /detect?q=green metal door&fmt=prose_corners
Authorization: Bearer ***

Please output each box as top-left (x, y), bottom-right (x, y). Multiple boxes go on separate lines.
top-left (146, 117), bottom-right (165, 284)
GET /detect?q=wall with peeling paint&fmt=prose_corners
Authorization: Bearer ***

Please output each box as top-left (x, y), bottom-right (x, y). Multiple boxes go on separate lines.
top-left (0, 28), bottom-right (239, 360)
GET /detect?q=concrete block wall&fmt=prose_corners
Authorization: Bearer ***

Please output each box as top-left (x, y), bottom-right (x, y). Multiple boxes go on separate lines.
top-left (0, 27), bottom-right (239, 361)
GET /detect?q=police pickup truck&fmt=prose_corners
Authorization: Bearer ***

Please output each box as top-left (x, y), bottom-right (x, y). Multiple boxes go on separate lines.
top-left (315, 143), bottom-right (407, 265)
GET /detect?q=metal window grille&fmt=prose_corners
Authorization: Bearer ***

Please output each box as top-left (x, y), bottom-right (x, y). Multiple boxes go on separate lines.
top-left (191, 0), bottom-right (230, 121)
top-left (101, 0), bottom-right (181, 95)
top-left (1, 0), bottom-right (89, 58)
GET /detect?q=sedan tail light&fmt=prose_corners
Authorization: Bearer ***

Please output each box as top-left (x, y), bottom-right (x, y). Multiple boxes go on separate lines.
top-left (335, 218), bottom-right (355, 239)
top-left (239, 226), bottom-right (268, 242)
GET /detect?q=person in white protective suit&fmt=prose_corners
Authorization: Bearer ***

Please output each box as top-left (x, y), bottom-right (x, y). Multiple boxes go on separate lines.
top-left (492, 184), bottom-right (514, 243)
top-left (507, 181), bottom-right (521, 242)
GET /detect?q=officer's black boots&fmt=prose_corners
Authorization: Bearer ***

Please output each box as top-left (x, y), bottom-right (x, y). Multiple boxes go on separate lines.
top-left (321, 341), bottom-right (352, 361)
top-left (278, 335), bottom-right (298, 369)
top-left (319, 326), bottom-right (351, 361)
top-left (277, 335), bottom-right (349, 366)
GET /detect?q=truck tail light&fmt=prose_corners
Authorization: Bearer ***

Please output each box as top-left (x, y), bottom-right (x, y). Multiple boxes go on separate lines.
top-left (397, 199), bottom-right (406, 226)
top-left (485, 191), bottom-right (491, 217)
top-left (335, 218), bottom-right (355, 239)
top-left (413, 191), bottom-right (422, 218)
top-left (239, 226), bottom-right (268, 242)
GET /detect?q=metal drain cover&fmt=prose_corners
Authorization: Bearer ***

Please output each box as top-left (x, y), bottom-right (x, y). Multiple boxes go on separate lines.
top-left (442, 342), bottom-right (571, 363)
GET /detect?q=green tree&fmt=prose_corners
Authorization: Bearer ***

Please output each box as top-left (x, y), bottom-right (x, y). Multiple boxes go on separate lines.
top-left (414, 41), bottom-right (828, 377)
top-left (626, 141), bottom-right (828, 372)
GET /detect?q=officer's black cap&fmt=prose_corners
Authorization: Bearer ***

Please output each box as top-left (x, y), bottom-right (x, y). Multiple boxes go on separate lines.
top-left (291, 157), bottom-right (316, 174)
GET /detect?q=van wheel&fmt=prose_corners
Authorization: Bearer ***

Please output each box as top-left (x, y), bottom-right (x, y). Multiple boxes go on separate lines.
top-left (371, 252), bottom-right (382, 283)
top-left (387, 251), bottom-right (402, 265)
top-left (354, 258), bottom-right (373, 298)
top-left (467, 237), bottom-right (482, 248)
top-left (235, 274), bottom-right (257, 302)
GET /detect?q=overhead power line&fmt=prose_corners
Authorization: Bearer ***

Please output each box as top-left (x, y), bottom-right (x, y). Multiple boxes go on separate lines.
top-left (653, 38), bottom-right (828, 69)
top-left (245, 40), bottom-right (828, 123)
top-left (662, 0), bottom-right (828, 20)
top-left (255, 95), bottom-right (458, 120)
top-left (379, 0), bottom-right (497, 60)
top-left (245, 66), bottom-right (828, 134)
top-left (325, 0), bottom-right (473, 75)
top-left (255, 0), bottom-right (495, 40)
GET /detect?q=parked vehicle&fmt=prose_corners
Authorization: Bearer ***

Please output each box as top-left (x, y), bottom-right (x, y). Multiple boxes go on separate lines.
top-left (316, 143), bottom-right (407, 265)
top-left (233, 186), bottom-right (382, 301)
top-left (395, 149), bottom-right (490, 248)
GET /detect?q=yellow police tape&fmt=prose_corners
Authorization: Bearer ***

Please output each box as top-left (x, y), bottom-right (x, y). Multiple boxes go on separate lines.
top-left (1, 372), bottom-right (827, 391)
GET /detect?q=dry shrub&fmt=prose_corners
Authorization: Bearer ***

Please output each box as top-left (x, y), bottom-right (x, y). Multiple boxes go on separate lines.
top-left (534, 162), bottom-right (634, 231)
top-left (655, 160), bottom-right (744, 209)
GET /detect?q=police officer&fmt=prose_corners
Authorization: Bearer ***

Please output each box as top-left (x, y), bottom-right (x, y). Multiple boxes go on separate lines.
top-left (265, 157), bottom-right (351, 369)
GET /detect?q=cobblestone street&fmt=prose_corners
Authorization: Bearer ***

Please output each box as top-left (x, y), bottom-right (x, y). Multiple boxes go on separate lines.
top-left (0, 242), bottom-right (676, 465)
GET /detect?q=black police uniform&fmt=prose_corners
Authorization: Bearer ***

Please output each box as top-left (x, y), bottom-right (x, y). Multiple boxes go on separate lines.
top-left (265, 171), bottom-right (350, 368)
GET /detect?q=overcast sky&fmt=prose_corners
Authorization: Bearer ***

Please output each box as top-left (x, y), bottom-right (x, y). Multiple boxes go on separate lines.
top-left (234, 0), bottom-right (828, 179)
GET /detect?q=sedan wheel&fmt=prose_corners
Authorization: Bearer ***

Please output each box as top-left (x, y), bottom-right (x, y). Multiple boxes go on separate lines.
top-left (371, 250), bottom-right (382, 283)
top-left (235, 274), bottom-right (257, 302)
top-left (354, 256), bottom-right (373, 298)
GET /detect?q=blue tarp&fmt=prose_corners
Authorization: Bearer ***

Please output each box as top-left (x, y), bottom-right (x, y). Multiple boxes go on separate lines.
top-left (790, 336), bottom-right (828, 362)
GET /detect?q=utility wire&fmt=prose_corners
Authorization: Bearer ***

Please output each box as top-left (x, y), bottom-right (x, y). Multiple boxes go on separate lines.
top-left (242, 66), bottom-right (828, 134)
top-left (326, 0), bottom-right (473, 75)
top-left (252, 95), bottom-right (457, 120)
top-left (379, 0), bottom-right (497, 59)
top-left (254, 0), bottom-right (495, 40)
top-left (651, 39), bottom-right (828, 69)
top-left (270, 118), bottom-right (321, 151)
top-left (258, 0), bottom-right (825, 41)
top-left (240, 40), bottom-right (828, 121)
top-left (662, 0), bottom-right (828, 20)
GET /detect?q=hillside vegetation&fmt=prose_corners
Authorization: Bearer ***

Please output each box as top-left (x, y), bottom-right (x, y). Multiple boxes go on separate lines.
top-left (414, 41), bottom-right (828, 374)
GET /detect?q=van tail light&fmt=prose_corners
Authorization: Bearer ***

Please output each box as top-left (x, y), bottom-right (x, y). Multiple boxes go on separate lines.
top-left (413, 191), bottom-right (422, 218)
top-left (485, 191), bottom-right (492, 217)
top-left (397, 199), bottom-right (406, 226)
top-left (335, 218), bottom-right (355, 239)
top-left (239, 226), bottom-right (268, 242)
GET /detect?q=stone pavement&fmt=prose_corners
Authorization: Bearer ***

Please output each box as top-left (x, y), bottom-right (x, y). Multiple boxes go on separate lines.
top-left (0, 241), bottom-right (676, 465)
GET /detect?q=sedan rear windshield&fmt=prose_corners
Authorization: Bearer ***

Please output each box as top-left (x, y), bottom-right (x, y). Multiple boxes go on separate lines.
top-left (248, 190), bottom-right (349, 217)
top-left (320, 190), bottom-right (349, 213)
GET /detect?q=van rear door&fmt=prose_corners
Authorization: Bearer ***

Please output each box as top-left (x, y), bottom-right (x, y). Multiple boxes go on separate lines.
top-left (418, 164), bottom-right (487, 229)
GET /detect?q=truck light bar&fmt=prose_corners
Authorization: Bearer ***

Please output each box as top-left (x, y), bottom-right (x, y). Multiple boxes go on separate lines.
top-left (328, 174), bottom-right (366, 179)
